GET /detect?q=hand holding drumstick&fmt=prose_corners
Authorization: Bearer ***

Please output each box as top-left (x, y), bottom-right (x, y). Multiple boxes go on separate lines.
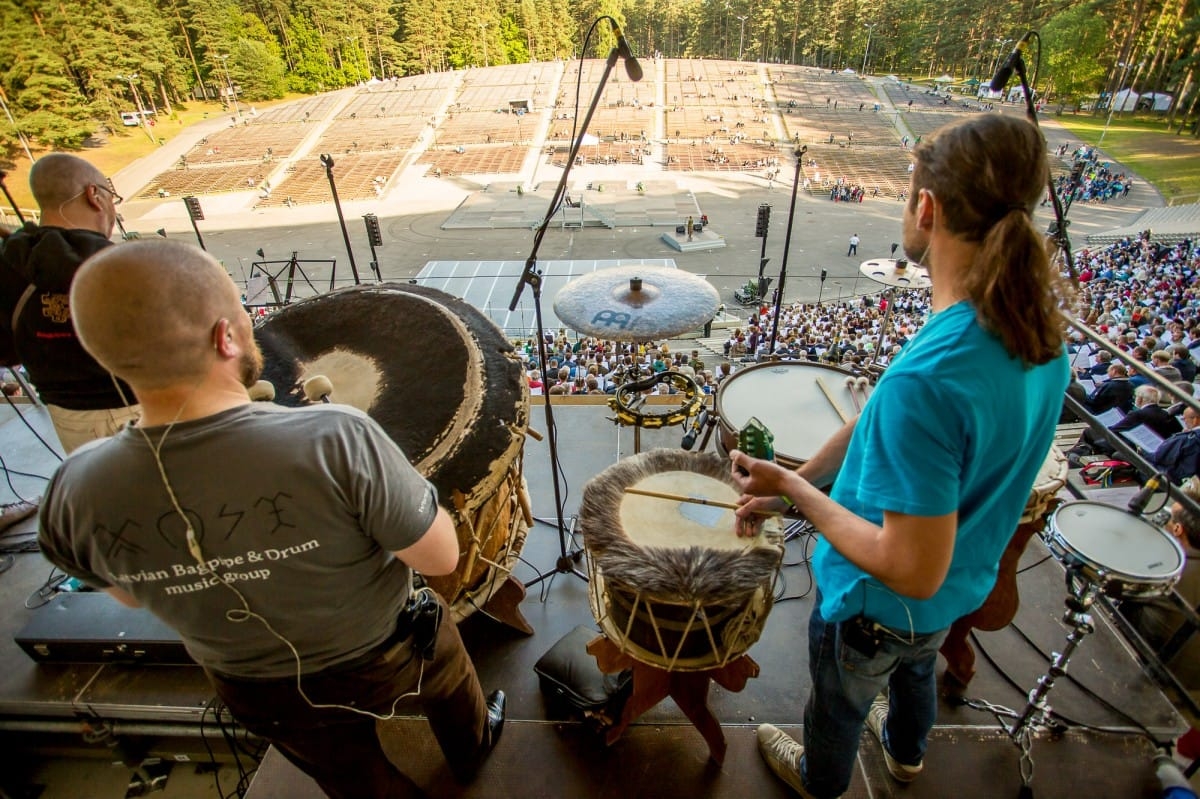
top-left (729, 449), bottom-right (806, 538)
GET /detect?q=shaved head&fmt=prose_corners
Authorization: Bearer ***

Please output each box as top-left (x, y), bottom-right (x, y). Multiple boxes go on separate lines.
top-left (71, 239), bottom-right (255, 390)
top-left (30, 153), bottom-right (106, 209)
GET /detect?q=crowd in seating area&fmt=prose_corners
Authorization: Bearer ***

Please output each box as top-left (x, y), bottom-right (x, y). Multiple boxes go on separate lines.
top-left (1048, 145), bottom-right (1135, 206)
top-left (518, 334), bottom-right (729, 396)
top-left (1074, 235), bottom-right (1200, 342)
top-left (726, 293), bottom-right (931, 365)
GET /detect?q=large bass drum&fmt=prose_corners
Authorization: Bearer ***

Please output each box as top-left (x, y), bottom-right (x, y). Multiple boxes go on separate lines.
top-left (254, 284), bottom-right (530, 621)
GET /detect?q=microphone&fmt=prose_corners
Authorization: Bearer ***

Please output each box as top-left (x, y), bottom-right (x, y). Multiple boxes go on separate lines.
top-left (990, 31), bottom-right (1034, 92)
top-left (248, 380), bottom-right (276, 401)
top-left (609, 21), bottom-right (644, 82)
top-left (302, 375), bottom-right (333, 404)
top-left (1127, 473), bottom-right (1163, 516)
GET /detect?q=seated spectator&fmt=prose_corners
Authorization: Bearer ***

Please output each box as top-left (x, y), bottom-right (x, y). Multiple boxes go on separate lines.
top-left (1133, 350), bottom-right (1184, 388)
top-left (1085, 362), bottom-right (1135, 414)
top-left (1068, 385), bottom-right (1182, 464)
top-left (1151, 407), bottom-right (1200, 483)
top-left (1172, 345), bottom-right (1198, 383)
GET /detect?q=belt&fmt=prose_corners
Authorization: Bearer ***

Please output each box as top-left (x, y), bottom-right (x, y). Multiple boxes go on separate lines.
top-left (209, 592), bottom-right (422, 683)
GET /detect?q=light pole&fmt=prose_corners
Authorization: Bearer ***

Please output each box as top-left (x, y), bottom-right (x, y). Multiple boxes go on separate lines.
top-left (117, 73), bottom-right (156, 142)
top-left (217, 55), bottom-right (241, 118)
top-left (1100, 60), bottom-right (1141, 144)
top-left (0, 90), bottom-right (34, 163)
top-left (479, 24), bottom-right (489, 67)
top-left (861, 24), bottom-right (876, 75)
top-left (991, 38), bottom-right (1012, 77)
top-left (737, 15), bottom-right (748, 62)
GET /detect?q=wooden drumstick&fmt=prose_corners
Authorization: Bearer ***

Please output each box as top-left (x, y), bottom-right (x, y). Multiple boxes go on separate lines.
top-left (843, 376), bottom-right (862, 414)
top-left (623, 487), bottom-right (779, 516)
top-left (816, 376), bottom-right (849, 423)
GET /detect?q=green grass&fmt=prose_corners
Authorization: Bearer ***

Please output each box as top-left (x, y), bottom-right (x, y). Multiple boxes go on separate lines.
top-left (1053, 113), bottom-right (1200, 205)
top-left (2, 94), bottom-right (308, 213)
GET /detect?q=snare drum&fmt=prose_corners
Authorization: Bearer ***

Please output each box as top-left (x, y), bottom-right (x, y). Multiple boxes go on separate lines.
top-left (1045, 501), bottom-right (1185, 599)
top-left (255, 284), bottom-right (530, 621)
top-left (715, 361), bottom-right (867, 468)
top-left (579, 449), bottom-right (784, 671)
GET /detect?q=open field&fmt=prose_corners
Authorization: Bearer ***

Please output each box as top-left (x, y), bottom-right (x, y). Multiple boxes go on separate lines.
top-left (1054, 113), bottom-right (1200, 205)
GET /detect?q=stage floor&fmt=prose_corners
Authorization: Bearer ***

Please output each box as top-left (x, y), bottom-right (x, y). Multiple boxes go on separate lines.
top-left (0, 401), bottom-right (1188, 798)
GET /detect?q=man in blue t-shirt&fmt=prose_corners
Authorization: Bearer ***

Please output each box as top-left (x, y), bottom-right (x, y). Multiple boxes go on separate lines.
top-left (733, 114), bottom-right (1071, 799)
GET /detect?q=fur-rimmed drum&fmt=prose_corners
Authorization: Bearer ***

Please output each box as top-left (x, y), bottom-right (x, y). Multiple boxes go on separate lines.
top-left (715, 361), bottom-right (868, 469)
top-left (254, 283), bottom-right (530, 622)
top-left (579, 449), bottom-right (784, 671)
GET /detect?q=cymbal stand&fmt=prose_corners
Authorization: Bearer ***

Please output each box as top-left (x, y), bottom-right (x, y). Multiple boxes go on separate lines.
top-left (511, 28), bottom-right (631, 589)
top-left (767, 145), bottom-right (806, 354)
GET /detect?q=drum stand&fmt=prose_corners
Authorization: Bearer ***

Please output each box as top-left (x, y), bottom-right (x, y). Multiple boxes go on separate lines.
top-left (974, 569), bottom-right (1099, 791)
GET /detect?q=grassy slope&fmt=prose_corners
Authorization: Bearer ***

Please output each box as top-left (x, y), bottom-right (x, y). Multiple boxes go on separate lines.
top-left (1053, 112), bottom-right (1200, 205)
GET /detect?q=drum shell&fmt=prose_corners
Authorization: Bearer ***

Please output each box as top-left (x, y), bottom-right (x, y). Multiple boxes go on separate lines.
top-left (254, 283), bottom-right (530, 613)
top-left (715, 361), bottom-right (864, 468)
top-left (1045, 500), bottom-right (1185, 600)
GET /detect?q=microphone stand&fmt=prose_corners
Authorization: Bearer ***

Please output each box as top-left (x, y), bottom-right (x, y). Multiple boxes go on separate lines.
top-left (512, 46), bottom-right (626, 589)
top-left (0, 170), bottom-right (25, 224)
top-left (767, 144), bottom-right (806, 355)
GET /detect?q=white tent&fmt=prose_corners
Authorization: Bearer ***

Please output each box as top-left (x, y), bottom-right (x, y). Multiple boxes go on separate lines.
top-left (841, 68), bottom-right (856, 75)
top-left (1112, 88), bottom-right (1139, 112)
top-left (934, 74), bottom-right (954, 83)
top-left (1140, 92), bottom-right (1172, 111)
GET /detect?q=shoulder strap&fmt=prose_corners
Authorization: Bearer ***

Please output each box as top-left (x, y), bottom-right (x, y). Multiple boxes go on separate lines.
top-left (11, 283), bottom-right (36, 332)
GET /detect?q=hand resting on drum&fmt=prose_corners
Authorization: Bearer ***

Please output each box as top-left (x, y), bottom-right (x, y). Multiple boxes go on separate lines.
top-left (729, 449), bottom-right (795, 538)
top-left (731, 449), bottom-right (958, 600)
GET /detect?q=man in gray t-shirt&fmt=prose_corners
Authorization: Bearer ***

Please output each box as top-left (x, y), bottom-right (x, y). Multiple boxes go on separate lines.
top-left (38, 238), bottom-right (505, 798)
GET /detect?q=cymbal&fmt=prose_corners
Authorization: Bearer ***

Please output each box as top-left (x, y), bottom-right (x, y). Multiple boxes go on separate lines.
top-left (858, 258), bottom-right (931, 289)
top-left (554, 265), bottom-right (720, 341)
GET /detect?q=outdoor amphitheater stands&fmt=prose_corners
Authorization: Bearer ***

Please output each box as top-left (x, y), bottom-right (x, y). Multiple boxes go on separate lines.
top-left (132, 58), bottom-right (997, 205)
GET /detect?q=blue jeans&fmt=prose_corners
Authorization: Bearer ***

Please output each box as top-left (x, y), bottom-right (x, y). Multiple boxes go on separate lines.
top-left (801, 597), bottom-right (948, 798)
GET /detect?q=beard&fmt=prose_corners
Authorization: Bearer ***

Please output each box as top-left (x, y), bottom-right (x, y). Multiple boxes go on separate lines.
top-left (239, 341), bottom-right (264, 388)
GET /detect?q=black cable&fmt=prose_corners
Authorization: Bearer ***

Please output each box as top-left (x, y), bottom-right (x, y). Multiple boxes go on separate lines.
top-left (968, 626), bottom-right (1169, 747)
top-left (1007, 619), bottom-right (1167, 742)
top-left (1015, 554), bottom-right (1053, 574)
top-left (0, 450), bottom-right (48, 506)
top-left (1, 389), bottom-right (64, 462)
top-left (24, 565), bottom-right (66, 609)
top-left (199, 699), bottom-right (229, 799)
top-left (776, 527), bottom-right (815, 602)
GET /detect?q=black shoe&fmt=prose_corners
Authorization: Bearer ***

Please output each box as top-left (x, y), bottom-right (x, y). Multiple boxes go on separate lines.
top-left (453, 690), bottom-right (506, 783)
top-left (486, 689), bottom-right (506, 747)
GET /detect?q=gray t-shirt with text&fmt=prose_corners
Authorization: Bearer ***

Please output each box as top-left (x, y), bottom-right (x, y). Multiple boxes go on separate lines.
top-left (39, 403), bottom-right (438, 678)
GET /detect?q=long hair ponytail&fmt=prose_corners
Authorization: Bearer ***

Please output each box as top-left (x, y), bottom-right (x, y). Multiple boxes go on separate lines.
top-left (911, 116), bottom-right (1072, 366)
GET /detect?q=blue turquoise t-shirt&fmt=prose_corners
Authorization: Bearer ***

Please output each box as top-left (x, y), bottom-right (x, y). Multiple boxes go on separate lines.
top-left (813, 301), bottom-right (1070, 633)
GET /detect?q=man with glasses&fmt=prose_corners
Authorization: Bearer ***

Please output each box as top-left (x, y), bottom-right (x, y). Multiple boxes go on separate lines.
top-left (0, 152), bottom-right (140, 453)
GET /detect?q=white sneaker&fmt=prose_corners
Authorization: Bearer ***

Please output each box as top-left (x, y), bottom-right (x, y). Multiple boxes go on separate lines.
top-left (864, 693), bottom-right (923, 783)
top-left (756, 723), bottom-right (816, 798)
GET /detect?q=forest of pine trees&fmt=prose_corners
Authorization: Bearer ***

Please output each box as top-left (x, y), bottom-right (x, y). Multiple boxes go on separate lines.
top-left (0, 0), bottom-right (1196, 160)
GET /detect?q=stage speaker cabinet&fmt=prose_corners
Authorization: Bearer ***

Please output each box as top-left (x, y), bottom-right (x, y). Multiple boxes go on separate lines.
top-left (693, 223), bottom-right (703, 234)
top-left (15, 592), bottom-right (193, 665)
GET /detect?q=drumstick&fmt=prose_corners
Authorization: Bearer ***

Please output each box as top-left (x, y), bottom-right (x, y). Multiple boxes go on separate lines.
top-left (843, 376), bottom-right (862, 414)
top-left (815, 376), bottom-right (849, 423)
top-left (623, 487), bottom-right (779, 515)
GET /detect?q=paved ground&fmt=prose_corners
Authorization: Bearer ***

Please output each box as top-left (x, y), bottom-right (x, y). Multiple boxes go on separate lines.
top-left (110, 85), bottom-right (1163, 311)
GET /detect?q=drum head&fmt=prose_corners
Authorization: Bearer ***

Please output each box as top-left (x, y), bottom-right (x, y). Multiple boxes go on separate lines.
top-left (255, 284), bottom-right (528, 501)
top-left (716, 361), bottom-right (858, 463)
top-left (1050, 501), bottom-right (1185, 582)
